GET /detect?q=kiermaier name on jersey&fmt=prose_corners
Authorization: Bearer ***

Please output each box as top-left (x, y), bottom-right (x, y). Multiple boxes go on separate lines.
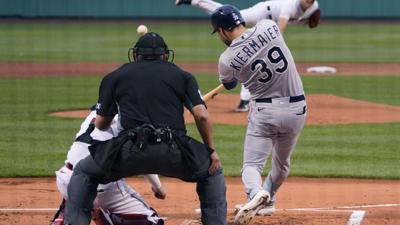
top-left (230, 24), bottom-right (281, 72)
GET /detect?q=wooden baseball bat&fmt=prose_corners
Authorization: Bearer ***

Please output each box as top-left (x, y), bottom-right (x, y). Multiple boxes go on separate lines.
top-left (202, 84), bottom-right (224, 102)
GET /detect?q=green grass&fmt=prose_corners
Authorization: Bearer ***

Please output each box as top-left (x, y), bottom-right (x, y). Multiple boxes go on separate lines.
top-left (0, 22), bottom-right (221, 63)
top-left (1, 21), bottom-right (400, 63)
top-left (196, 74), bottom-right (400, 106)
top-left (285, 24), bottom-right (400, 63)
top-left (302, 76), bottom-right (400, 105)
top-left (1, 20), bottom-right (400, 179)
top-left (292, 123), bottom-right (400, 179)
top-left (186, 123), bottom-right (400, 179)
top-left (1, 75), bottom-right (400, 178)
top-left (0, 77), bottom-right (100, 177)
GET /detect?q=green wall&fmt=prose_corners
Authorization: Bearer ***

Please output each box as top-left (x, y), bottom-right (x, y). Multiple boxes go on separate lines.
top-left (1, 0), bottom-right (400, 19)
top-left (322, 0), bottom-right (400, 18)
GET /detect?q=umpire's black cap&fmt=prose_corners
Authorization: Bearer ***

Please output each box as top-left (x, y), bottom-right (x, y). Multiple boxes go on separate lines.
top-left (134, 32), bottom-right (169, 56)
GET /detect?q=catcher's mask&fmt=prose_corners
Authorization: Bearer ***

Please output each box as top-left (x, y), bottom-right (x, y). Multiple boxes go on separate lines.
top-left (210, 4), bottom-right (245, 34)
top-left (128, 32), bottom-right (174, 63)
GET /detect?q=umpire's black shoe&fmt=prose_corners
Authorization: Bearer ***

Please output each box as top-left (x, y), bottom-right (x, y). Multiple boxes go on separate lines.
top-left (175, 0), bottom-right (192, 6)
top-left (235, 100), bottom-right (250, 112)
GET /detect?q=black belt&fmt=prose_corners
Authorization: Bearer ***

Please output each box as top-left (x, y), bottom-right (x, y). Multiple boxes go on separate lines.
top-left (127, 124), bottom-right (174, 150)
top-left (255, 94), bottom-right (305, 103)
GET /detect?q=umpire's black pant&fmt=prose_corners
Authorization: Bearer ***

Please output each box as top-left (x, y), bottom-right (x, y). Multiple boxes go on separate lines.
top-left (64, 139), bottom-right (227, 225)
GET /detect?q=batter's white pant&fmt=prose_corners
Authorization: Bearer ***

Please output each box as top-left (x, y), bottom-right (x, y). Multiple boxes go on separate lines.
top-left (240, 85), bottom-right (251, 101)
top-left (242, 98), bottom-right (306, 200)
top-left (56, 165), bottom-right (156, 218)
top-left (191, 0), bottom-right (272, 25)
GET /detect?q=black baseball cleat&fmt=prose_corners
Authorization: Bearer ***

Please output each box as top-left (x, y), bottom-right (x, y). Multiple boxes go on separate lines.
top-left (175, 0), bottom-right (192, 6)
top-left (235, 100), bottom-right (249, 112)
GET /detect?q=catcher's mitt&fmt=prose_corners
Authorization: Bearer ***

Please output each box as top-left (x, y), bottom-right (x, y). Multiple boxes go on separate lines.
top-left (308, 9), bottom-right (321, 28)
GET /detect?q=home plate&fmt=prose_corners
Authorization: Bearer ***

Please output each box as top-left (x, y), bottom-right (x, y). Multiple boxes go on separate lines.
top-left (306, 66), bottom-right (337, 74)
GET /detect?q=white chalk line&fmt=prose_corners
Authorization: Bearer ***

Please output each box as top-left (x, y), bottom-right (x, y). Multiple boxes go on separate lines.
top-left (2, 203), bottom-right (397, 213)
top-left (277, 208), bottom-right (366, 225)
top-left (0, 208), bottom-right (167, 220)
top-left (346, 210), bottom-right (366, 225)
top-left (280, 208), bottom-right (353, 213)
top-left (276, 203), bottom-right (400, 212)
top-left (195, 207), bottom-right (356, 214)
top-left (193, 203), bottom-right (400, 214)
top-left (179, 219), bottom-right (196, 225)
top-left (0, 208), bottom-right (57, 212)
top-left (193, 203), bottom-right (399, 225)
top-left (2, 203), bottom-right (399, 225)
top-left (335, 203), bottom-right (400, 209)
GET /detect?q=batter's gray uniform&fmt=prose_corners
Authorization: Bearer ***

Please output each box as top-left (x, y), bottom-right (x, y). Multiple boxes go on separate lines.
top-left (187, 0), bottom-right (319, 104)
top-left (218, 19), bottom-right (307, 202)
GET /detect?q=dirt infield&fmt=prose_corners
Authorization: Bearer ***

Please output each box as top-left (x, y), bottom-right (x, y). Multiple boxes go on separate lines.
top-left (2, 61), bottom-right (400, 224)
top-left (39, 62), bottom-right (400, 224)
top-left (49, 94), bottom-right (400, 126)
top-left (1, 62), bottom-right (400, 77)
top-left (0, 177), bottom-right (399, 225)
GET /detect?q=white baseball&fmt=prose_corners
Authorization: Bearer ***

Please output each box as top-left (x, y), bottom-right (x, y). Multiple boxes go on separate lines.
top-left (137, 25), bottom-right (148, 36)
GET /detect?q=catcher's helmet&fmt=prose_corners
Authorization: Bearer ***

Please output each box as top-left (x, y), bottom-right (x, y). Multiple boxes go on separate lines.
top-left (128, 32), bottom-right (174, 62)
top-left (210, 4), bottom-right (245, 34)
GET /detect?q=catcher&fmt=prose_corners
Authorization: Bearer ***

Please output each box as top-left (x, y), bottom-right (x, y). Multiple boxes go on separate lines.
top-left (176, 0), bottom-right (321, 112)
top-left (50, 107), bottom-right (166, 225)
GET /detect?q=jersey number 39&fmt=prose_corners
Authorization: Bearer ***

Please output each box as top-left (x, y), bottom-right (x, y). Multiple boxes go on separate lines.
top-left (250, 46), bottom-right (288, 83)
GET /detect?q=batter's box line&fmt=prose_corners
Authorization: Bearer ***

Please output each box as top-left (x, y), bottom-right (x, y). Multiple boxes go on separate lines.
top-left (1, 203), bottom-right (397, 213)
top-left (193, 203), bottom-right (400, 214)
top-left (278, 203), bottom-right (400, 212)
top-left (179, 219), bottom-right (198, 225)
top-left (346, 210), bottom-right (366, 225)
top-left (276, 208), bottom-right (366, 225)
top-left (195, 203), bottom-right (398, 225)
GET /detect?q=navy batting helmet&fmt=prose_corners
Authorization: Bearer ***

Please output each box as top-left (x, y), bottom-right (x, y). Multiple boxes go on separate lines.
top-left (210, 5), bottom-right (245, 34)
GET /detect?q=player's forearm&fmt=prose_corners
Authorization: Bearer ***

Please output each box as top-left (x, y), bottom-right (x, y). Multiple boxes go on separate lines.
top-left (144, 174), bottom-right (166, 199)
top-left (192, 105), bottom-right (214, 149)
top-left (277, 18), bottom-right (288, 33)
top-left (195, 118), bottom-right (214, 149)
top-left (144, 174), bottom-right (162, 189)
top-left (95, 115), bottom-right (113, 131)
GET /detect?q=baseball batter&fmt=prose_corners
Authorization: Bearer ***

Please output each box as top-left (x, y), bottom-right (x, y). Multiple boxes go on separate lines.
top-left (51, 109), bottom-right (165, 225)
top-left (209, 5), bottom-right (307, 224)
top-left (176, 0), bottom-right (320, 112)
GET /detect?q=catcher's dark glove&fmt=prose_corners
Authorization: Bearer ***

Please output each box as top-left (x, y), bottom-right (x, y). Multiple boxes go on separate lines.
top-left (308, 9), bottom-right (321, 28)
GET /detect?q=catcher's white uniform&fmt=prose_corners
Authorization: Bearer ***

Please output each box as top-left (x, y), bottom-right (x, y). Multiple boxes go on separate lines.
top-left (55, 110), bottom-right (163, 224)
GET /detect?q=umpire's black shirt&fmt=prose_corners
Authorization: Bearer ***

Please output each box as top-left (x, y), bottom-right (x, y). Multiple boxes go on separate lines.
top-left (96, 59), bottom-right (204, 131)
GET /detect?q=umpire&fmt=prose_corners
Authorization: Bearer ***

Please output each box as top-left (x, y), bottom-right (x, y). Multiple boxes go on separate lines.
top-left (64, 32), bottom-right (227, 225)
